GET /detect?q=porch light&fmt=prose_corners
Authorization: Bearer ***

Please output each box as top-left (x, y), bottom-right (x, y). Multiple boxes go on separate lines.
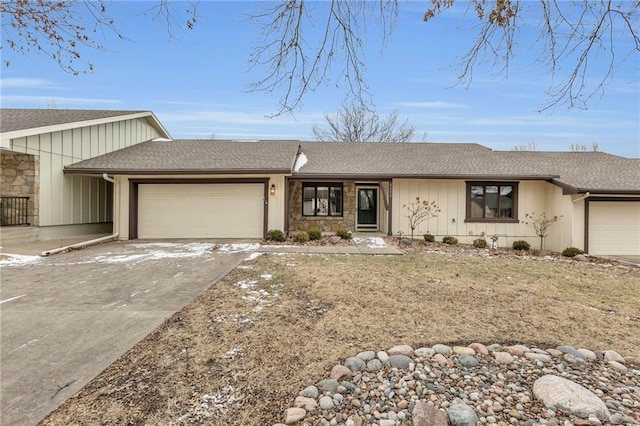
top-left (270, 184), bottom-right (276, 195)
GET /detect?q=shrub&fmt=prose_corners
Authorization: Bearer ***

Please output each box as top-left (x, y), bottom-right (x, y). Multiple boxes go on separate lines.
top-left (293, 231), bottom-right (310, 243)
top-left (265, 229), bottom-right (285, 242)
top-left (473, 238), bottom-right (487, 249)
top-left (336, 228), bottom-right (352, 240)
top-left (442, 236), bottom-right (458, 245)
top-left (562, 247), bottom-right (585, 257)
top-left (423, 233), bottom-right (435, 243)
top-left (307, 228), bottom-right (322, 241)
top-left (512, 240), bottom-right (531, 251)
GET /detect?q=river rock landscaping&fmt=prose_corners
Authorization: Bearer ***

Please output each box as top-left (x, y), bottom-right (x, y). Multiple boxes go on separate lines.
top-left (276, 343), bottom-right (639, 426)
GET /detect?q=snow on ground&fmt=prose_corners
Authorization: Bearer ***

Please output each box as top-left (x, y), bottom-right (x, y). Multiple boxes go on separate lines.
top-left (216, 243), bottom-right (261, 253)
top-left (92, 242), bottom-right (216, 264)
top-left (353, 236), bottom-right (387, 248)
top-left (244, 252), bottom-right (262, 261)
top-left (0, 253), bottom-right (41, 266)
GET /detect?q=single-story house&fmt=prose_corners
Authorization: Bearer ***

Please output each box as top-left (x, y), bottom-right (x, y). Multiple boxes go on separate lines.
top-left (0, 109), bottom-right (170, 241)
top-left (2, 108), bottom-right (639, 255)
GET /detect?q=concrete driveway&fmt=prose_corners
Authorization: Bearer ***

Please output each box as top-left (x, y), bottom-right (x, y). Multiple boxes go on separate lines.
top-left (0, 240), bottom-right (258, 426)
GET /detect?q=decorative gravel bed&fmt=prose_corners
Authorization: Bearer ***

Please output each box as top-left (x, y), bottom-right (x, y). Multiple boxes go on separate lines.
top-left (276, 343), bottom-right (640, 426)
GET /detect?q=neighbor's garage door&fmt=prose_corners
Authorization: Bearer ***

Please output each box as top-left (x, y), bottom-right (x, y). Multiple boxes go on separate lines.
top-left (138, 183), bottom-right (264, 238)
top-left (589, 201), bottom-right (640, 255)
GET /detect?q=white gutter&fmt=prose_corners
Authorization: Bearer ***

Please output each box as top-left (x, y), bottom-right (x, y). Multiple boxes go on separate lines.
top-left (41, 173), bottom-right (120, 256)
top-left (571, 192), bottom-right (590, 203)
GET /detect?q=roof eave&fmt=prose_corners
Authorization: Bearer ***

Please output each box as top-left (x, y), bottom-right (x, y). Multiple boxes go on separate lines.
top-left (0, 111), bottom-right (171, 140)
top-left (63, 168), bottom-right (293, 176)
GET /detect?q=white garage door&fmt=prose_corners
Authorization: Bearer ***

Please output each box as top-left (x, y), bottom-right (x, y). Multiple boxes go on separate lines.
top-left (138, 183), bottom-right (264, 238)
top-left (589, 201), bottom-right (640, 255)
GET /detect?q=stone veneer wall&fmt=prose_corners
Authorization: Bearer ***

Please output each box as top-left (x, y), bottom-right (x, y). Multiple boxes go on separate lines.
top-left (1, 151), bottom-right (39, 226)
top-left (288, 181), bottom-right (356, 233)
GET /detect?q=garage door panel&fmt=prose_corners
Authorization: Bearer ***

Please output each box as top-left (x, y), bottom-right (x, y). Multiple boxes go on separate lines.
top-left (589, 201), bottom-right (640, 255)
top-left (138, 183), bottom-right (264, 239)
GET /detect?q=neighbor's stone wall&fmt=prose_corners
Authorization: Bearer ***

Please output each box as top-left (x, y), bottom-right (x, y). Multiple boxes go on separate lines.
top-left (288, 181), bottom-right (356, 233)
top-left (1, 151), bottom-right (39, 226)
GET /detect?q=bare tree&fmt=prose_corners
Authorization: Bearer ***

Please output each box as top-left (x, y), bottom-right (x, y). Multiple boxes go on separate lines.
top-left (403, 197), bottom-right (441, 240)
top-left (569, 142), bottom-right (600, 152)
top-left (0, 1), bottom-right (198, 74)
top-left (249, 1), bottom-right (639, 114)
top-left (3, 1), bottom-right (637, 113)
top-left (513, 141), bottom-right (537, 151)
top-left (312, 102), bottom-right (422, 142)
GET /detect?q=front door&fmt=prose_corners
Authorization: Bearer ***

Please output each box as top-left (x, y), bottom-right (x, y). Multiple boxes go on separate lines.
top-left (357, 187), bottom-right (378, 230)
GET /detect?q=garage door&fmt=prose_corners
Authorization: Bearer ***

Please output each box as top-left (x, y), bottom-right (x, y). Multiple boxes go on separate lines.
top-left (138, 183), bottom-right (264, 238)
top-left (589, 201), bottom-right (640, 255)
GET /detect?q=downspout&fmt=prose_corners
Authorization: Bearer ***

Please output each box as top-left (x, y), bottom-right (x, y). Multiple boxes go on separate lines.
top-left (571, 192), bottom-right (590, 254)
top-left (41, 173), bottom-right (120, 256)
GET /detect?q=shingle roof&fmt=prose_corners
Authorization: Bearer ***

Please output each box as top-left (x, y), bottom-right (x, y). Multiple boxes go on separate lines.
top-left (64, 139), bottom-right (640, 193)
top-left (0, 108), bottom-right (152, 133)
top-left (64, 139), bottom-right (301, 174)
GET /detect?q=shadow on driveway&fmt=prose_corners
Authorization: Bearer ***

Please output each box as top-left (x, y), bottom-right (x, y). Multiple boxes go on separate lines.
top-left (0, 240), bottom-right (258, 426)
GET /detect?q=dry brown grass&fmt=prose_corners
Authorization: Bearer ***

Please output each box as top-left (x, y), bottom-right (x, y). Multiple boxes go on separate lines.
top-left (41, 252), bottom-right (640, 426)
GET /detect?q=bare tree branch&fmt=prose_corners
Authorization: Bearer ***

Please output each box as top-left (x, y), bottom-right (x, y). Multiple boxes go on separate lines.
top-left (312, 102), bottom-right (423, 142)
top-left (0, 0), bottom-right (199, 74)
top-left (247, 0), bottom-right (398, 116)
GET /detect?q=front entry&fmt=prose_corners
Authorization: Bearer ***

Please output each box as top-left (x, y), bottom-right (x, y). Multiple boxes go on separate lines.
top-left (356, 187), bottom-right (378, 230)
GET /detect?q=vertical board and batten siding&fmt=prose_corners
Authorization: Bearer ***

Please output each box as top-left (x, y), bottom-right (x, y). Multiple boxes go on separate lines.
top-left (392, 179), bottom-right (568, 251)
top-left (6, 118), bottom-right (162, 228)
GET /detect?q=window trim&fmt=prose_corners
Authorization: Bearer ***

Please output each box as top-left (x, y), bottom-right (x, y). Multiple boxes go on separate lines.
top-left (465, 181), bottom-right (519, 223)
top-left (302, 183), bottom-right (344, 217)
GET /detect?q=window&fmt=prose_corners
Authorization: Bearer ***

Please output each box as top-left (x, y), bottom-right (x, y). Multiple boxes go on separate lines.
top-left (466, 182), bottom-right (518, 222)
top-left (302, 183), bottom-right (343, 216)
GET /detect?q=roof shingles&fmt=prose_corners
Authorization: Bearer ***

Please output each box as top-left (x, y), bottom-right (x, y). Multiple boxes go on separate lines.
top-left (64, 139), bottom-right (640, 193)
top-left (0, 108), bottom-right (149, 133)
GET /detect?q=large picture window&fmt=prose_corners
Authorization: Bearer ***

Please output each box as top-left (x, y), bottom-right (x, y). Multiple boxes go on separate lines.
top-left (303, 183), bottom-right (343, 216)
top-left (466, 182), bottom-right (518, 222)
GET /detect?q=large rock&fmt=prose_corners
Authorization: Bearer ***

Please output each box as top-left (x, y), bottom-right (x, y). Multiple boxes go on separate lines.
top-left (294, 396), bottom-right (318, 411)
top-left (284, 407), bottom-right (306, 424)
top-left (388, 344), bottom-right (414, 357)
top-left (330, 365), bottom-right (352, 381)
top-left (344, 356), bottom-right (366, 372)
top-left (388, 354), bottom-right (412, 369)
top-left (447, 403), bottom-right (479, 425)
top-left (316, 379), bottom-right (340, 393)
top-left (532, 375), bottom-right (610, 421)
top-left (412, 400), bottom-right (448, 426)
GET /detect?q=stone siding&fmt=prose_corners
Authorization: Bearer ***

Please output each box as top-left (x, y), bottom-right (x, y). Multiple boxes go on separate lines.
top-left (288, 181), bottom-right (356, 232)
top-left (1, 151), bottom-right (39, 226)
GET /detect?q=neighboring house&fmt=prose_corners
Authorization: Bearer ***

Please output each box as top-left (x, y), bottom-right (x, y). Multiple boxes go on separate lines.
top-left (63, 137), bottom-right (640, 256)
top-left (0, 109), bottom-right (170, 241)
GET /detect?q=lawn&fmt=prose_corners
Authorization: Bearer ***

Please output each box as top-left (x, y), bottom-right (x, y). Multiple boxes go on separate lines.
top-left (41, 251), bottom-right (640, 425)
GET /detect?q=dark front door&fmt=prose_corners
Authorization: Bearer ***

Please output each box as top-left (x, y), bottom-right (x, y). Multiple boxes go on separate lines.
top-left (357, 188), bottom-right (378, 229)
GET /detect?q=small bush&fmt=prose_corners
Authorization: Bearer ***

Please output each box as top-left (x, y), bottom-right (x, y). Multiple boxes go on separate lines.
top-left (423, 233), bottom-right (435, 243)
top-left (293, 231), bottom-right (310, 243)
top-left (562, 247), bottom-right (585, 257)
top-left (307, 228), bottom-right (322, 241)
top-left (336, 228), bottom-right (352, 240)
top-left (513, 240), bottom-right (531, 251)
top-left (265, 229), bottom-right (285, 242)
top-left (473, 238), bottom-right (487, 249)
top-left (442, 236), bottom-right (458, 245)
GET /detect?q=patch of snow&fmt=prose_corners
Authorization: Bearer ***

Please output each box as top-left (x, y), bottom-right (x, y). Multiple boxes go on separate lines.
top-left (0, 254), bottom-right (41, 266)
top-left (235, 279), bottom-right (258, 289)
top-left (261, 244), bottom-right (297, 248)
top-left (224, 346), bottom-right (243, 359)
top-left (178, 385), bottom-right (240, 422)
top-left (294, 151), bottom-right (308, 172)
top-left (244, 252), bottom-right (262, 261)
top-left (260, 274), bottom-right (272, 280)
top-left (92, 242), bottom-right (215, 264)
top-left (236, 265), bottom-right (252, 270)
top-left (0, 294), bottom-right (27, 305)
top-left (217, 243), bottom-right (260, 253)
top-left (353, 236), bottom-right (387, 248)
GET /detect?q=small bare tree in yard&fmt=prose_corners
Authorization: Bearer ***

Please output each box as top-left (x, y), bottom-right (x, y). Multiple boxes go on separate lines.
top-left (403, 197), bottom-right (441, 239)
top-left (524, 212), bottom-right (562, 251)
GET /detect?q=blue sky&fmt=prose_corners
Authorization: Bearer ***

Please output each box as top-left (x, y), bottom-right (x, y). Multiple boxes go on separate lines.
top-left (1, 1), bottom-right (638, 157)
